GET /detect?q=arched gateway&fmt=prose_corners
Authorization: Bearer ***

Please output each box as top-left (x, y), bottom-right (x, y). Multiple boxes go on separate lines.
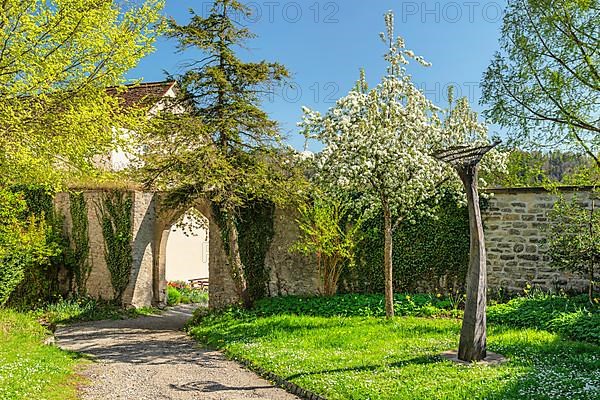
top-left (54, 190), bottom-right (319, 309)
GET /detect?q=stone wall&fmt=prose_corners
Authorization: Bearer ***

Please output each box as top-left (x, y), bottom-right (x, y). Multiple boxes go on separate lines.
top-left (484, 187), bottom-right (591, 294)
top-left (266, 208), bottom-right (319, 297)
top-left (57, 187), bottom-right (591, 309)
top-left (56, 190), bottom-right (318, 309)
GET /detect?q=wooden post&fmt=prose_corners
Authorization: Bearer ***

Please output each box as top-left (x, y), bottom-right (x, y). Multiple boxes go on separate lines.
top-left (457, 163), bottom-right (487, 361)
top-left (434, 140), bottom-right (500, 363)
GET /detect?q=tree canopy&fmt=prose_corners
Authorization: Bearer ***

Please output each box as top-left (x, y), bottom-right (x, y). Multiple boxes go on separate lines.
top-left (140, 0), bottom-right (306, 306)
top-left (482, 0), bottom-right (599, 164)
top-left (0, 0), bottom-right (164, 187)
top-left (301, 11), bottom-right (504, 317)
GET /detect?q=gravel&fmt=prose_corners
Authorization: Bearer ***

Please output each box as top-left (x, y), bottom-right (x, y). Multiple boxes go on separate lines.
top-left (55, 305), bottom-right (299, 400)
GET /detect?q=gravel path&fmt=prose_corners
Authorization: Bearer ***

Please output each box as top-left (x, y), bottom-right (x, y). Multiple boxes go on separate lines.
top-left (56, 305), bottom-right (299, 400)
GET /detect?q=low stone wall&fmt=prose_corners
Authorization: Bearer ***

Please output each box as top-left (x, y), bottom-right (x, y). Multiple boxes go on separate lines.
top-left (484, 187), bottom-right (591, 294)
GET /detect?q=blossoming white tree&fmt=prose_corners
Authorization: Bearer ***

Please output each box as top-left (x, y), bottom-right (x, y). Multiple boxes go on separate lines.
top-left (301, 11), bottom-right (504, 319)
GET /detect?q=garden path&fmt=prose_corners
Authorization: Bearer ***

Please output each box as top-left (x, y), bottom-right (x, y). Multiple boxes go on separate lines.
top-left (55, 305), bottom-right (298, 400)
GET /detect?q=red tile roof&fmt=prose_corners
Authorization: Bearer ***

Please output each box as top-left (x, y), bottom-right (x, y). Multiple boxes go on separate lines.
top-left (107, 81), bottom-right (177, 108)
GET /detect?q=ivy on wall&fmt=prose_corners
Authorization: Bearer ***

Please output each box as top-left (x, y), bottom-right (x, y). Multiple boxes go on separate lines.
top-left (213, 201), bottom-right (276, 303)
top-left (238, 201), bottom-right (276, 301)
top-left (343, 191), bottom-right (470, 294)
top-left (67, 192), bottom-right (90, 296)
top-left (97, 191), bottom-right (133, 304)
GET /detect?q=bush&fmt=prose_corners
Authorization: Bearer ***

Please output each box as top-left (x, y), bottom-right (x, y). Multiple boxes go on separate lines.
top-left (167, 285), bottom-right (182, 306)
top-left (487, 294), bottom-right (599, 344)
top-left (33, 296), bottom-right (160, 325)
top-left (167, 281), bottom-right (208, 306)
top-left (0, 189), bottom-right (60, 307)
top-left (346, 190), bottom-right (470, 294)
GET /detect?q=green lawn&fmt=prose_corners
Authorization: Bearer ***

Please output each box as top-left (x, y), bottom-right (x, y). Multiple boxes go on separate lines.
top-left (0, 310), bottom-right (83, 400)
top-left (189, 303), bottom-right (600, 399)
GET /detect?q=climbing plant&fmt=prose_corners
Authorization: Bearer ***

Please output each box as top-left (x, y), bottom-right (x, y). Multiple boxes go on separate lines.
top-left (238, 202), bottom-right (276, 302)
top-left (214, 201), bottom-right (276, 305)
top-left (343, 190), bottom-right (470, 294)
top-left (98, 191), bottom-right (133, 304)
top-left (68, 192), bottom-right (91, 296)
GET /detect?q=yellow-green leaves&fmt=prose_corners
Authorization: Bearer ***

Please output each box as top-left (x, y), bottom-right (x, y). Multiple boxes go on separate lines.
top-left (0, 0), bottom-right (165, 188)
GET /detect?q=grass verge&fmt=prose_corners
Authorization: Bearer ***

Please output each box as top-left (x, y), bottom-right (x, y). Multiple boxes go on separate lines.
top-left (0, 309), bottom-right (83, 400)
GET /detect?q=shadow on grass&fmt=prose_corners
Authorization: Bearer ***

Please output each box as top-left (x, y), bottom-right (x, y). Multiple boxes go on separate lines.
top-left (284, 354), bottom-right (440, 381)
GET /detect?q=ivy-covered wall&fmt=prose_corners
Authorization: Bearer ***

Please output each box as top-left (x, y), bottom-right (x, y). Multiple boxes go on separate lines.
top-left (342, 194), bottom-right (470, 294)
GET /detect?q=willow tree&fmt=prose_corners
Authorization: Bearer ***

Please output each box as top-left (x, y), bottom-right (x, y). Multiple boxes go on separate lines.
top-left (141, 0), bottom-right (302, 307)
top-left (0, 0), bottom-right (164, 187)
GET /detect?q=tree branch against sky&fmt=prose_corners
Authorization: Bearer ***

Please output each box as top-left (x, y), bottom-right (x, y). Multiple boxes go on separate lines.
top-left (0, 0), bottom-right (164, 187)
top-left (482, 0), bottom-right (599, 163)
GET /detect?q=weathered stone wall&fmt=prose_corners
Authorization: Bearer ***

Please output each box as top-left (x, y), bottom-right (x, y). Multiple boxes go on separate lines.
top-left (57, 187), bottom-right (592, 309)
top-left (266, 208), bottom-right (319, 297)
top-left (484, 187), bottom-right (591, 294)
top-left (56, 190), bottom-right (318, 309)
top-left (55, 190), bottom-right (158, 307)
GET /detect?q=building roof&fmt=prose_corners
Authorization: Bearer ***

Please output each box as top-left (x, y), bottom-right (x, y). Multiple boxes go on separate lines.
top-left (107, 81), bottom-right (177, 108)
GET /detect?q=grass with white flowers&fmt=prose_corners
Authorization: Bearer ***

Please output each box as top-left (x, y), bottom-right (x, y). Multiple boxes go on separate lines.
top-left (188, 296), bottom-right (600, 400)
top-left (0, 309), bottom-right (83, 400)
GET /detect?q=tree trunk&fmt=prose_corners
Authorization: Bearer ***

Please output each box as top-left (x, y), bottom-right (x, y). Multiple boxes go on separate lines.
top-left (457, 164), bottom-right (487, 362)
top-left (383, 198), bottom-right (394, 319)
top-left (226, 215), bottom-right (251, 308)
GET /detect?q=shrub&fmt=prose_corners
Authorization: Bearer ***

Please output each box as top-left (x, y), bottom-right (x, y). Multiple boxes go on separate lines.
top-left (167, 285), bottom-right (182, 306)
top-left (33, 296), bottom-right (160, 325)
top-left (345, 190), bottom-right (470, 294)
top-left (167, 281), bottom-right (208, 306)
top-left (487, 294), bottom-right (599, 344)
top-left (0, 190), bottom-right (60, 307)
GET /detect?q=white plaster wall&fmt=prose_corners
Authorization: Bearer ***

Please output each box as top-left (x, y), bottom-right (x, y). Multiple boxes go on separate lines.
top-left (165, 213), bottom-right (209, 282)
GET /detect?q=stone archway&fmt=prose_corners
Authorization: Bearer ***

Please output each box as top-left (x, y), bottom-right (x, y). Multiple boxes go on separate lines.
top-left (152, 196), bottom-right (239, 309)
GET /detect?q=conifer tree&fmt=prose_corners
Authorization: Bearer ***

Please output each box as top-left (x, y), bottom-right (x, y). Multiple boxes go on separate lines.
top-left (142, 0), bottom-right (297, 307)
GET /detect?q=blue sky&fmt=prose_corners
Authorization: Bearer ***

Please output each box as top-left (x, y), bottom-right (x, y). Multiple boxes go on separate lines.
top-left (129, 0), bottom-right (507, 150)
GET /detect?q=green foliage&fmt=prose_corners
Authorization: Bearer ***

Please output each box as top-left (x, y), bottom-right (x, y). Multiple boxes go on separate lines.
top-left (293, 196), bottom-right (364, 296)
top-left (237, 202), bottom-right (276, 301)
top-left (0, 309), bottom-right (81, 399)
top-left (98, 191), bottom-right (133, 304)
top-left (167, 282), bottom-right (209, 305)
top-left (167, 285), bottom-right (182, 307)
top-left (0, 189), bottom-right (60, 307)
top-left (213, 201), bottom-right (276, 303)
top-left (482, 0), bottom-right (599, 162)
top-left (246, 293), bottom-right (461, 319)
top-left (32, 296), bottom-right (160, 325)
top-left (547, 195), bottom-right (599, 300)
top-left (188, 309), bottom-right (600, 399)
top-left (487, 150), bottom-right (600, 187)
top-left (488, 294), bottom-right (600, 345)
top-left (67, 192), bottom-right (90, 296)
top-left (0, 0), bottom-right (165, 187)
top-left (346, 191), bottom-right (469, 293)
top-left (141, 0), bottom-right (305, 308)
